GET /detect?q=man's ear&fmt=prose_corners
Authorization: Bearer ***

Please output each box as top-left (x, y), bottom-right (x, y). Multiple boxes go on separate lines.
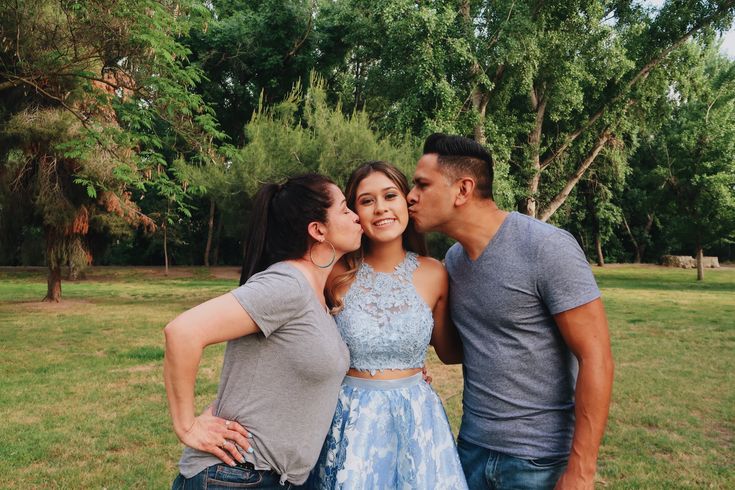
top-left (454, 177), bottom-right (476, 206)
top-left (306, 221), bottom-right (326, 242)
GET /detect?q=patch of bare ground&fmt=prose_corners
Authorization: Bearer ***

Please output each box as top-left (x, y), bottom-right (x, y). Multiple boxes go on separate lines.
top-left (8, 299), bottom-right (95, 311)
top-left (0, 265), bottom-right (242, 280)
top-left (208, 267), bottom-right (241, 280)
top-left (118, 364), bottom-right (157, 373)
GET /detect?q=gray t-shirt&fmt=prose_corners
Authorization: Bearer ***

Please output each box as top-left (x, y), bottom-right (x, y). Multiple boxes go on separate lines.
top-left (178, 262), bottom-right (350, 484)
top-left (445, 212), bottom-right (601, 459)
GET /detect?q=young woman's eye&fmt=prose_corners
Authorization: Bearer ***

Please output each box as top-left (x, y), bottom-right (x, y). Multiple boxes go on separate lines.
top-left (385, 193), bottom-right (398, 200)
top-left (359, 199), bottom-right (373, 206)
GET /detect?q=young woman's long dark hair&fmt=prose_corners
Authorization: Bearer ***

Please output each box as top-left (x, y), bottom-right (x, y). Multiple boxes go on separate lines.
top-left (239, 173), bottom-right (335, 285)
top-left (327, 161), bottom-right (427, 310)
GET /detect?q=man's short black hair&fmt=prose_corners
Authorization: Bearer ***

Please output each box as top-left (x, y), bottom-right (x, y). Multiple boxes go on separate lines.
top-left (422, 133), bottom-right (494, 200)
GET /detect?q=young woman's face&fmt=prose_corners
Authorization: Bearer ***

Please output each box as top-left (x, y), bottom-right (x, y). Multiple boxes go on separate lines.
top-left (354, 171), bottom-right (409, 244)
top-left (324, 184), bottom-right (363, 254)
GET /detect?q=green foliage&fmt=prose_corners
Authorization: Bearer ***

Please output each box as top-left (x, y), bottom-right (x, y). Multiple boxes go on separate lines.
top-left (0, 0), bottom-right (228, 294)
top-left (231, 74), bottom-right (421, 193)
top-left (655, 44), bottom-right (735, 252)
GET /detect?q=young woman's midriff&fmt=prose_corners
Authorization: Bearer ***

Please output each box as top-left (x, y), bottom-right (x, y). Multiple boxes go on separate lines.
top-left (346, 367), bottom-right (423, 380)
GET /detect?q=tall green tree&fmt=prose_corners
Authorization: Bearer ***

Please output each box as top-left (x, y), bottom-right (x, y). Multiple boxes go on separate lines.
top-left (0, 0), bottom-right (223, 300)
top-left (186, 0), bottom-right (320, 144)
top-left (317, 0), bottom-right (735, 222)
top-left (652, 45), bottom-right (735, 279)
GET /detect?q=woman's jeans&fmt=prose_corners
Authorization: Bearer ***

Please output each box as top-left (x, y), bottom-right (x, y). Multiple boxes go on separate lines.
top-left (172, 462), bottom-right (297, 490)
top-left (457, 436), bottom-right (568, 490)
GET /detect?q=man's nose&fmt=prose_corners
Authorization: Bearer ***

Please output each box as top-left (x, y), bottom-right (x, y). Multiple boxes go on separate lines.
top-left (407, 189), bottom-right (417, 206)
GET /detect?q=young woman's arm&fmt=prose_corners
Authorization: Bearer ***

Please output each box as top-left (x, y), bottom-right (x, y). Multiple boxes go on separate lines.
top-left (418, 257), bottom-right (463, 364)
top-left (163, 293), bottom-right (256, 465)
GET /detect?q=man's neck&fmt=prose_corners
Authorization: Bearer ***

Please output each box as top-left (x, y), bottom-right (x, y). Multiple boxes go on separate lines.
top-left (443, 201), bottom-right (509, 261)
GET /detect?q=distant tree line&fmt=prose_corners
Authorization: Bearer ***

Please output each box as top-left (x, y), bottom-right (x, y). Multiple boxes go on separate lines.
top-left (1, 0), bottom-right (734, 300)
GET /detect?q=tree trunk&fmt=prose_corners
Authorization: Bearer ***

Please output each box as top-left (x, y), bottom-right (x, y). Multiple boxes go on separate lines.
top-left (538, 131), bottom-right (611, 222)
top-left (204, 198), bottom-right (215, 267)
top-left (44, 265), bottom-right (62, 302)
top-left (163, 213), bottom-right (169, 276)
top-left (622, 213), bottom-right (642, 263)
top-left (696, 244), bottom-right (704, 281)
top-left (213, 209), bottom-right (224, 266)
top-left (471, 88), bottom-right (490, 145)
top-left (521, 86), bottom-right (547, 218)
top-left (595, 233), bottom-right (605, 267)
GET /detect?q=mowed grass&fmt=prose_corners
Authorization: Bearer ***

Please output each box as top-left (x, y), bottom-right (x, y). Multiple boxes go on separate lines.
top-left (0, 265), bottom-right (733, 489)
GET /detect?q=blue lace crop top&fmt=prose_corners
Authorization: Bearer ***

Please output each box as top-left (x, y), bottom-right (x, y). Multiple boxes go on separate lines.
top-left (334, 252), bottom-right (434, 375)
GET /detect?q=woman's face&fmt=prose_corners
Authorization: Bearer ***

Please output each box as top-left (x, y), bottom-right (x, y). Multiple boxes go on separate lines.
top-left (324, 184), bottom-right (363, 254)
top-left (353, 171), bottom-right (409, 244)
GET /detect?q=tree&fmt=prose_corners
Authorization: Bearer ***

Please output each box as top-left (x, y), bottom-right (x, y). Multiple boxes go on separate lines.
top-left (185, 0), bottom-right (320, 144)
top-left (652, 45), bottom-right (735, 280)
top-left (0, 0), bottom-right (223, 300)
top-left (316, 1), bottom-right (735, 221)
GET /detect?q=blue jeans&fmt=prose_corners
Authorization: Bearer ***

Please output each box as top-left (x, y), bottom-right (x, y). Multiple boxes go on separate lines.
top-left (172, 463), bottom-right (298, 489)
top-left (457, 436), bottom-right (568, 490)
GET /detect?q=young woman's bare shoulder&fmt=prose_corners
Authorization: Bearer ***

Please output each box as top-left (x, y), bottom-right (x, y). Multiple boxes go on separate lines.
top-left (416, 255), bottom-right (447, 279)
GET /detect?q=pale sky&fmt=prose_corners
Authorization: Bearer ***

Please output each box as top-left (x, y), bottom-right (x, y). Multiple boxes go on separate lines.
top-left (644, 0), bottom-right (735, 58)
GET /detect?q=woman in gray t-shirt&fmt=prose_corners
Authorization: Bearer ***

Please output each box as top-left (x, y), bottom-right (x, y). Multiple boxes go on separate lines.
top-left (164, 173), bottom-right (362, 488)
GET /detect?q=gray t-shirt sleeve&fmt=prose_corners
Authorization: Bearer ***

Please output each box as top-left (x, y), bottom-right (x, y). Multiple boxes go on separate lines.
top-left (536, 230), bottom-right (601, 315)
top-left (230, 267), bottom-right (308, 337)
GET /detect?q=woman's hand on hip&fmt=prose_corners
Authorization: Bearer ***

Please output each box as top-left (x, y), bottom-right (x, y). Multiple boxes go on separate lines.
top-left (180, 405), bottom-right (253, 466)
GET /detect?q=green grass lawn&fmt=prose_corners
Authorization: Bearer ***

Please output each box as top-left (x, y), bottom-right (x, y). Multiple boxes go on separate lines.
top-left (0, 265), bottom-right (733, 489)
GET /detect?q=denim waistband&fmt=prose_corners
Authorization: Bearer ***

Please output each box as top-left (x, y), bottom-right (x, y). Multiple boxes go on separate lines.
top-left (343, 372), bottom-right (423, 390)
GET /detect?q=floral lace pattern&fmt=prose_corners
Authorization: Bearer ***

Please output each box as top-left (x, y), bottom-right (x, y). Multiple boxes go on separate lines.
top-left (335, 252), bottom-right (434, 375)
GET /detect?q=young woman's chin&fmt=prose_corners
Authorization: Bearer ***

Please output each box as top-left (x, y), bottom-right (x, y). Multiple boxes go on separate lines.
top-left (363, 229), bottom-right (405, 245)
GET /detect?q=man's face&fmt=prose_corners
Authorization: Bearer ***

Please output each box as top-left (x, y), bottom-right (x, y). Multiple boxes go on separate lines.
top-left (407, 154), bottom-right (456, 233)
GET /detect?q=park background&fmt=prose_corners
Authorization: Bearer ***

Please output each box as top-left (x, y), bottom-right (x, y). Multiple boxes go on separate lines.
top-left (1, 0), bottom-right (734, 488)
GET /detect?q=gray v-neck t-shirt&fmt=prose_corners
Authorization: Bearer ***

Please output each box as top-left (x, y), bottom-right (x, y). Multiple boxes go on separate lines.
top-left (178, 262), bottom-right (350, 484)
top-left (445, 212), bottom-right (600, 459)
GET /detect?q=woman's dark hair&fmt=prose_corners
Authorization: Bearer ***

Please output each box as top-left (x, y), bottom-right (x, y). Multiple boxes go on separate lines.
top-left (327, 161), bottom-right (427, 310)
top-left (423, 132), bottom-right (494, 200)
top-left (239, 173), bottom-right (335, 285)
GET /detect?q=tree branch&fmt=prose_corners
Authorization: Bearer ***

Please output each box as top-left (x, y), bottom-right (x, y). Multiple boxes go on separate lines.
top-left (539, 1), bottom-right (735, 169)
top-left (538, 129), bottom-right (611, 222)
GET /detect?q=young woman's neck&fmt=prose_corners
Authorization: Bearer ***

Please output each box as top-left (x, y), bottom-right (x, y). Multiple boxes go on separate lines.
top-left (363, 237), bottom-right (406, 272)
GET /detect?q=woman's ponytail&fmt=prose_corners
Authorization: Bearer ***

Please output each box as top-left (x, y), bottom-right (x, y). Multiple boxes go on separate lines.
top-left (239, 183), bottom-right (279, 285)
top-left (239, 174), bottom-right (334, 285)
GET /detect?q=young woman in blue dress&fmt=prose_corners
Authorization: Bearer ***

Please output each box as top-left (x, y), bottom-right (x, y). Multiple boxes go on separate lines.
top-left (308, 162), bottom-right (469, 489)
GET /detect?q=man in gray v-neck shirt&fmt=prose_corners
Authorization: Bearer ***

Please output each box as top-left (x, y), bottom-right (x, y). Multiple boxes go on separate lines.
top-left (407, 133), bottom-right (614, 490)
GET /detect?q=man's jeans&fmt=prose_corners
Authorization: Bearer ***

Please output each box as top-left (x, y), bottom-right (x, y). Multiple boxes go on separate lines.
top-left (457, 436), bottom-right (568, 490)
top-left (172, 462), bottom-right (297, 490)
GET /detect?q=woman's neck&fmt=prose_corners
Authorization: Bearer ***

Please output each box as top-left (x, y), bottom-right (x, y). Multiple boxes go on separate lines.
top-left (363, 238), bottom-right (406, 273)
top-left (289, 258), bottom-right (333, 305)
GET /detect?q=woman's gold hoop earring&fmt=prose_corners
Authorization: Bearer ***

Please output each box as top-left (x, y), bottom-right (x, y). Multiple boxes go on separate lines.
top-left (309, 240), bottom-right (336, 269)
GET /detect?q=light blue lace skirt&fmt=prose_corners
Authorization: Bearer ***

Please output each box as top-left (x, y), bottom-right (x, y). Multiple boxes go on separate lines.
top-left (308, 373), bottom-right (468, 489)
